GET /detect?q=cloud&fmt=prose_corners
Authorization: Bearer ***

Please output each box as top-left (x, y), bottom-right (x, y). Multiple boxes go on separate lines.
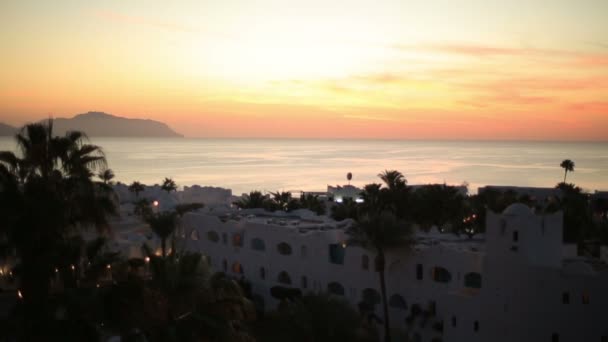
top-left (93, 10), bottom-right (197, 33)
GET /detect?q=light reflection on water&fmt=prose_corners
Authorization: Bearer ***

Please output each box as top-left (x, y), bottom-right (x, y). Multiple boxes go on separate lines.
top-left (0, 138), bottom-right (606, 195)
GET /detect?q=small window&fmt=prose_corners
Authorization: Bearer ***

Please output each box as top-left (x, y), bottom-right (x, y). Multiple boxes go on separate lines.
top-left (432, 267), bottom-right (452, 283)
top-left (251, 238), bottom-right (266, 251)
top-left (601, 335), bottom-right (607, 342)
top-left (329, 244), bottom-right (345, 264)
top-left (362, 254), bottom-right (369, 270)
top-left (232, 233), bottom-right (243, 247)
top-left (232, 262), bottom-right (243, 274)
top-left (207, 231), bottom-right (220, 243)
top-left (451, 316), bottom-right (457, 327)
top-left (222, 233), bottom-right (227, 244)
top-left (222, 259), bottom-right (227, 272)
top-left (389, 294), bottom-right (407, 310)
top-left (278, 271), bottom-right (292, 285)
top-left (301, 276), bottom-right (308, 289)
top-left (552, 333), bottom-right (559, 342)
top-left (500, 219), bottom-right (506, 235)
top-left (429, 301), bottom-right (436, 315)
top-left (464, 272), bottom-right (482, 289)
top-left (416, 264), bottom-right (423, 280)
top-left (301, 245), bottom-right (308, 257)
top-left (474, 320), bottom-right (479, 332)
top-left (190, 229), bottom-right (199, 241)
top-left (328, 282), bottom-right (345, 296)
top-left (260, 267), bottom-right (266, 280)
top-left (513, 230), bottom-right (519, 242)
top-left (277, 242), bottom-right (293, 255)
top-left (562, 292), bottom-right (570, 304)
top-left (582, 293), bottom-right (589, 304)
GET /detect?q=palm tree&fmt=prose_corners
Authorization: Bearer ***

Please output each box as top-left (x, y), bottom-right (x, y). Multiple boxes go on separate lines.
top-left (560, 159), bottom-right (575, 183)
top-left (347, 211), bottom-right (414, 342)
top-left (378, 170), bottom-right (406, 191)
top-left (128, 181), bottom-right (145, 198)
top-left (146, 211), bottom-right (178, 258)
top-left (161, 177), bottom-right (177, 194)
top-left (0, 119), bottom-right (116, 339)
top-left (98, 168), bottom-right (115, 185)
top-left (234, 190), bottom-right (270, 209)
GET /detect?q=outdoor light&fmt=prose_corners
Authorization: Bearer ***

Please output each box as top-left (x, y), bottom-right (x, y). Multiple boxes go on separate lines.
top-left (17, 290), bottom-right (23, 299)
top-left (145, 256), bottom-right (150, 263)
top-left (153, 200), bottom-right (159, 207)
top-left (106, 264), bottom-right (111, 269)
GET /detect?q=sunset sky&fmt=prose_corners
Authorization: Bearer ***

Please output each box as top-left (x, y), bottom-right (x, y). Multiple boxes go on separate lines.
top-left (1, 0), bottom-right (607, 140)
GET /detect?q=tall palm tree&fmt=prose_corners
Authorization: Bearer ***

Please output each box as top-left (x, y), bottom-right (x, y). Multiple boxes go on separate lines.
top-left (161, 177), bottom-right (177, 194)
top-left (560, 159), bottom-right (575, 183)
top-left (128, 181), bottom-right (145, 198)
top-left (0, 119), bottom-right (116, 340)
top-left (234, 190), bottom-right (270, 209)
top-left (347, 211), bottom-right (413, 342)
top-left (146, 211), bottom-right (179, 258)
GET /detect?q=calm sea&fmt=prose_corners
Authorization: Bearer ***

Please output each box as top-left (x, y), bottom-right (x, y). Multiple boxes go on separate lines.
top-left (1, 138), bottom-right (607, 195)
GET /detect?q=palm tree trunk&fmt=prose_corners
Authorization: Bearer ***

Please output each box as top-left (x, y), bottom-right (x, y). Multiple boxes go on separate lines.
top-left (564, 169), bottom-right (568, 183)
top-left (377, 252), bottom-right (391, 342)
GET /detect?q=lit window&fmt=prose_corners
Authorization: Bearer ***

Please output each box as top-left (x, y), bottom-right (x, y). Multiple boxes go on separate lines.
top-left (582, 293), bottom-right (590, 304)
top-left (232, 233), bottom-right (243, 247)
top-left (232, 262), bottom-right (243, 274)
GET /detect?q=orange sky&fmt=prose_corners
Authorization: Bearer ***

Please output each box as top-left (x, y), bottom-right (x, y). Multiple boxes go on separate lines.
top-left (1, 1), bottom-right (607, 140)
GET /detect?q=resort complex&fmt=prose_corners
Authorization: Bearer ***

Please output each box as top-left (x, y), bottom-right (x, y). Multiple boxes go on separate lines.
top-left (106, 182), bottom-right (608, 342)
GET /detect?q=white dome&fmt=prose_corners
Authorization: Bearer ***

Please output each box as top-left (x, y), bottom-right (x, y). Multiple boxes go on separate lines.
top-left (503, 203), bottom-right (533, 216)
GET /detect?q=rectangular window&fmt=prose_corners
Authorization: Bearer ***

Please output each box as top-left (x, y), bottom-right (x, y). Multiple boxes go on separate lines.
top-left (513, 230), bottom-right (519, 242)
top-left (416, 264), bottom-right (423, 280)
top-left (474, 321), bottom-right (479, 332)
top-left (328, 244), bottom-right (345, 265)
top-left (552, 333), bottom-right (559, 342)
top-left (582, 293), bottom-right (590, 304)
top-left (451, 316), bottom-right (457, 327)
top-left (601, 336), bottom-right (607, 342)
top-left (562, 292), bottom-right (569, 304)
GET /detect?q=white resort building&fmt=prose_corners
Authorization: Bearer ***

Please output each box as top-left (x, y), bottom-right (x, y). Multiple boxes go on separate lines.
top-left (174, 201), bottom-right (607, 342)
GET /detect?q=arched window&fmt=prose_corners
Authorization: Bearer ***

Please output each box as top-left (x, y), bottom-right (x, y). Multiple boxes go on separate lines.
top-left (277, 242), bottom-right (293, 255)
top-left (361, 254), bottom-right (370, 270)
top-left (464, 272), bottom-right (482, 289)
top-left (389, 294), bottom-right (407, 310)
top-left (190, 229), bottom-right (199, 241)
top-left (207, 231), bottom-right (219, 243)
top-left (251, 238), bottom-right (266, 251)
top-left (232, 262), bottom-right (243, 274)
top-left (327, 282), bottom-right (345, 296)
top-left (432, 267), bottom-right (452, 283)
top-left (278, 271), bottom-right (292, 285)
top-left (361, 288), bottom-right (381, 306)
top-left (232, 233), bottom-right (243, 247)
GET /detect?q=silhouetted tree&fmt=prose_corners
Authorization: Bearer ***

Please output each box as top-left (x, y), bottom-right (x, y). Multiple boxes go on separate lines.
top-left (129, 181), bottom-right (145, 198)
top-left (161, 177), bottom-right (177, 194)
top-left (560, 159), bottom-right (575, 183)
